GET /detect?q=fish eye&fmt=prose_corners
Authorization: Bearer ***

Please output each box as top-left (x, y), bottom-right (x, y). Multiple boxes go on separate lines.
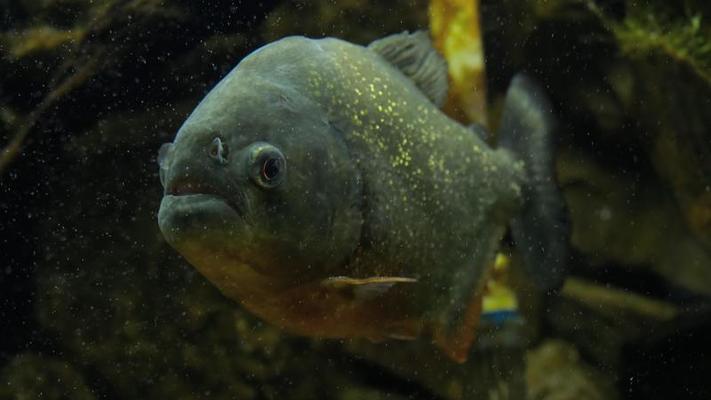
top-left (262, 157), bottom-right (282, 181)
top-left (248, 143), bottom-right (286, 189)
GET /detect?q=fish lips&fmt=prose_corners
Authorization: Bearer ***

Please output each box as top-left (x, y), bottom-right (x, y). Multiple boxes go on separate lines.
top-left (158, 179), bottom-right (246, 246)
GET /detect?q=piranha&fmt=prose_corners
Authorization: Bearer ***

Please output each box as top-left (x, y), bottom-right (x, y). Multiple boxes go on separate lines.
top-left (157, 31), bottom-right (568, 363)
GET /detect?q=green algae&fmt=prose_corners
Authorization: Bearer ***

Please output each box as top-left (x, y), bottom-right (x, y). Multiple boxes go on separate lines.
top-left (592, 1), bottom-right (711, 85)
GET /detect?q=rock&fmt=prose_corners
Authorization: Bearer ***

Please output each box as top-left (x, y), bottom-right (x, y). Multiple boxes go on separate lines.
top-left (526, 340), bottom-right (617, 400)
top-left (548, 278), bottom-right (679, 372)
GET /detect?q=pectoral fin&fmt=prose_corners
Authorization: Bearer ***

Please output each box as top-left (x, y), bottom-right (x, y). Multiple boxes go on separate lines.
top-left (321, 276), bottom-right (417, 302)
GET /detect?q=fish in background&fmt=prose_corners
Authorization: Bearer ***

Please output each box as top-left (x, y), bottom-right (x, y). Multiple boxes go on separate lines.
top-left (156, 31), bottom-right (568, 363)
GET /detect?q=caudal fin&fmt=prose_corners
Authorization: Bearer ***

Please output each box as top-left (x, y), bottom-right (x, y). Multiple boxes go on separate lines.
top-left (497, 74), bottom-right (569, 292)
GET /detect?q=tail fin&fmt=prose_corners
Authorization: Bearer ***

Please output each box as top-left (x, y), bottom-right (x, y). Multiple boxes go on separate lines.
top-left (497, 74), bottom-right (569, 292)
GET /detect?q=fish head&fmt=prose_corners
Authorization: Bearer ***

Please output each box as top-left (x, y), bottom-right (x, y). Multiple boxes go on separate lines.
top-left (157, 66), bottom-right (363, 286)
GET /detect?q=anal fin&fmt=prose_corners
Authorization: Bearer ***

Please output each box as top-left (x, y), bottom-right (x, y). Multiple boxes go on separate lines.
top-left (432, 221), bottom-right (504, 362)
top-left (433, 291), bottom-right (483, 364)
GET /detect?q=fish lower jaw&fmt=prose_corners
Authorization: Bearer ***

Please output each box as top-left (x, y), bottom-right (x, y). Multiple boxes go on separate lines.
top-left (157, 193), bottom-right (243, 244)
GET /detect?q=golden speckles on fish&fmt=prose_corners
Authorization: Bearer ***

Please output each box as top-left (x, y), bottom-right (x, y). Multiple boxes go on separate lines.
top-left (157, 31), bottom-right (569, 363)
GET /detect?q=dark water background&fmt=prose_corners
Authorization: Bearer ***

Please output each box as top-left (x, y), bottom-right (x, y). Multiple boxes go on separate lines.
top-left (1, 1), bottom-right (710, 399)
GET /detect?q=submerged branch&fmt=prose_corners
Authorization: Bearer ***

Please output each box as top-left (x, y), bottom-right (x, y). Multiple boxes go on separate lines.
top-left (0, 0), bottom-right (130, 177)
top-left (0, 57), bottom-right (101, 176)
top-left (562, 277), bottom-right (679, 321)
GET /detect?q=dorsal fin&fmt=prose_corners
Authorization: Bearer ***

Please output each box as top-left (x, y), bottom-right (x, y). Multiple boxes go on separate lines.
top-left (368, 31), bottom-right (448, 107)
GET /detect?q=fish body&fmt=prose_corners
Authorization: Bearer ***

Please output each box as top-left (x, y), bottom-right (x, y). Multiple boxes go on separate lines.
top-left (157, 32), bottom-right (567, 362)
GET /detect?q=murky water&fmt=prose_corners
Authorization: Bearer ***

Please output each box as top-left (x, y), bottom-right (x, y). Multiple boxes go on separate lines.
top-left (1, 1), bottom-right (710, 399)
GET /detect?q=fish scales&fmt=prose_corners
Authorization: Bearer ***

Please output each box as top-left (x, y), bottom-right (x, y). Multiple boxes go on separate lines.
top-left (157, 32), bottom-right (567, 362)
top-left (292, 38), bottom-right (524, 315)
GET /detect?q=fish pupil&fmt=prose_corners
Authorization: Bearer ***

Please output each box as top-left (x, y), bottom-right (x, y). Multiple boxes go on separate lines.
top-left (262, 158), bottom-right (281, 181)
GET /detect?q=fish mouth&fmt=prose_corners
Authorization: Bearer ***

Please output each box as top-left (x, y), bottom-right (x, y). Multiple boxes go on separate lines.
top-left (165, 178), bottom-right (246, 218)
top-left (168, 179), bottom-right (217, 197)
